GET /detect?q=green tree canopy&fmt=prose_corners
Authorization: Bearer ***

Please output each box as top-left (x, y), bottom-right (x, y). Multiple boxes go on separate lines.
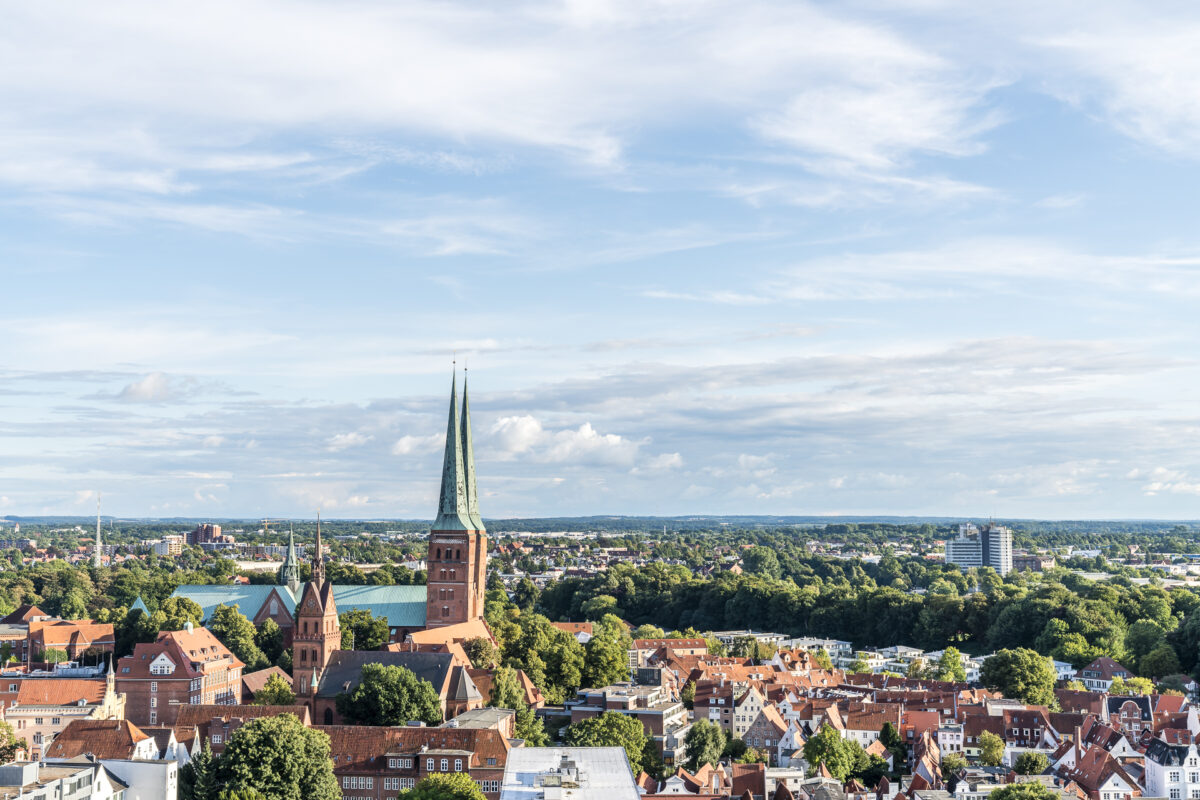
top-left (979, 730), bottom-right (1005, 767)
top-left (933, 647), bottom-right (967, 682)
top-left (987, 782), bottom-right (1058, 800)
top-left (335, 663), bottom-right (442, 726)
top-left (403, 773), bottom-right (486, 800)
top-left (583, 614), bottom-right (631, 687)
top-left (683, 719), bottom-right (727, 772)
top-left (1014, 752), bottom-right (1049, 775)
top-left (563, 712), bottom-right (649, 775)
top-left (218, 714), bottom-right (339, 800)
top-left (253, 673), bottom-right (296, 706)
top-left (980, 648), bottom-right (1057, 707)
top-left (339, 609), bottom-right (389, 651)
top-left (209, 604), bottom-right (268, 670)
top-left (488, 666), bottom-right (526, 710)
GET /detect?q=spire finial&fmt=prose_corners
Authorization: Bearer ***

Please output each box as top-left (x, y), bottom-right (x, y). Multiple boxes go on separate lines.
top-left (313, 510), bottom-right (325, 586)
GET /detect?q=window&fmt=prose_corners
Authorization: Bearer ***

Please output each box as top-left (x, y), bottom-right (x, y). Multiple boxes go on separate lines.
top-left (385, 778), bottom-right (400, 790)
top-left (1171, 790), bottom-right (1182, 800)
top-left (481, 780), bottom-right (500, 793)
top-left (149, 711), bottom-right (157, 724)
top-left (51, 717), bottom-right (60, 725)
top-left (455, 759), bottom-right (463, 772)
top-left (32, 733), bottom-right (42, 745)
top-left (487, 758), bottom-right (497, 766)
top-left (426, 758), bottom-right (434, 771)
top-left (212, 734), bottom-right (222, 744)
top-left (441, 759), bottom-right (449, 771)
top-left (34, 718), bottom-right (42, 725)
top-left (1171, 773), bottom-right (1181, 783)
top-left (401, 778), bottom-right (416, 789)
top-left (151, 697), bottom-right (157, 708)
top-left (150, 682), bottom-right (157, 692)
top-left (6, 684), bottom-right (14, 692)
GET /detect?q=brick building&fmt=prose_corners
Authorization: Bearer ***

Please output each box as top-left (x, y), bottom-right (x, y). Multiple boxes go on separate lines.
top-left (317, 724), bottom-right (510, 800)
top-left (116, 623), bottom-right (244, 726)
top-left (4, 665), bottom-right (125, 759)
top-left (176, 704), bottom-right (313, 754)
top-left (28, 619), bottom-right (115, 662)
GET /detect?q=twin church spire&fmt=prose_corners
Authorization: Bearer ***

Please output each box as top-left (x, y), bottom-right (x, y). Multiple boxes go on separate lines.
top-left (434, 370), bottom-right (484, 531)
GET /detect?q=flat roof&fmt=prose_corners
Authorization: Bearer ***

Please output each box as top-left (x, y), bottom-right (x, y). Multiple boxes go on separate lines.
top-left (500, 747), bottom-right (638, 800)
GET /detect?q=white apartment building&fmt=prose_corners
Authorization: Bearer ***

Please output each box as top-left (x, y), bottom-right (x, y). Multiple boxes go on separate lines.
top-left (945, 523), bottom-right (1014, 576)
top-left (1144, 740), bottom-right (1200, 800)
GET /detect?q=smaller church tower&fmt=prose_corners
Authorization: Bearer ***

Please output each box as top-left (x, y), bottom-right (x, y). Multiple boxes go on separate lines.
top-left (279, 526), bottom-right (301, 596)
top-left (293, 517), bottom-right (339, 696)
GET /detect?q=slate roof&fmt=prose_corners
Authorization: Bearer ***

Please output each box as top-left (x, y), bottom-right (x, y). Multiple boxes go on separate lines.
top-left (1145, 737), bottom-right (1192, 766)
top-left (315, 650), bottom-right (456, 698)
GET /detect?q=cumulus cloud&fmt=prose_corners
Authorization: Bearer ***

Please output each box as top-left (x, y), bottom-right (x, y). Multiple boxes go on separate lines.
top-left (391, 433), bottom-right (443, 456)
top-left (490, 416), bottom-right (642, 466)
top-left (326, 431), bottom-right (373, 451)
top-left (118, 372), bottom-right (176, 403)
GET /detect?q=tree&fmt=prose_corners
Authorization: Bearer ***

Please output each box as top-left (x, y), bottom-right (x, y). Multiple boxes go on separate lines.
top-left (403, 773), bottom-right (486, 800)
top-left (488, 666), bottom-right (526, 711)
top-left (942, 752), bottom-right (968, 777)
top-left (254, 619), bottom-right (284, 665)
top-left (253, 673), bottom-right (296, 706)
top-left (813, 649), bottom-right (834, 670)
top-left (338, 609), bottom-right (389, 651)
top-left (803, 723), bottom-right (867, 781)
top-left (583, 614), bottom-right (631, 687)
top-left (514, 705), bottom-right (549, 746)
top-left (160, 596), bottom-right (204, 630)
top-left (463, 637), bottom-right (499, 669)
top-left (934, 647), bottom-right (967, 682)
top-left (631, 624), bottom-right (666, 640)
top-left (179, 742), bottom-right (219, 800)
top-left (40, 648), bottom-right (68, 664)
top-left (980, 649), bottom-right (1057, 707)
top-left (209, 604), bottom-right (268, 670)
top-left (743, 547), bottom-right (782, 579)
top-left (987, 782), bottom-right (1058, 800)
top-left (684, 719), bottom-right (727, 771)
top-left (681, 680), bottom-right (696, 709)
top-left (879, 721), bottom-right (906, 767)
top-left (218, 789), bottom-right (268, 800)
top-left (564, 712), bottom-right (648, 774)
top-left (848, 659), bottom-right (871, 674)
top-left (1014, 752), bottom-right (1049, 775)
top-left (0, 720), bottom-right (26, 763)
top-left (581, 594), bottom-right (619, 620)
top-left (335, 663), bottom-right (442, 726)
top-left (979, 730), bottom-right (1005, 767)
top-left (218, 714), bottom-right (339, 800)
top-left (512, 578), bottom-right (540, 613)
top-left (1140, 644), bottom-right (1181, 679)
top-left (1109, 676), bottom-right (1154, 695)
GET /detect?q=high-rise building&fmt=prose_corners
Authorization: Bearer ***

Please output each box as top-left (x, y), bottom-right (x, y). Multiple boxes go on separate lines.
top-left (945, 522), bottom-right (1013, 575)
top-left (425, 372), bottom-right (488, 628)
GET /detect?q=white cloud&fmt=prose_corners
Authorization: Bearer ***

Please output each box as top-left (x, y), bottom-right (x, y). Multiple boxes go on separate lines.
top-left (391, 434), bottom-right (444, 455)
top-left (490, 415), bottom-right (641, 466)
top-left (326, 432), bottom-right (373, 452)
top-left (118, 372), bottom-right (175, 403)
top-left (491, 415), bottom-right (547, 456)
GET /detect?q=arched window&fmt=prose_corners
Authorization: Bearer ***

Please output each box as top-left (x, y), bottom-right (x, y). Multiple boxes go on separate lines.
top-left (456, 549), bottom-right (461, 560)
top-left (449, 569), bottom-right (456, 579)
top-left (436, 548), bottom-right (441, 559)
top-left (442, 606), bottom-right (449, 617)
top-left (440, 569), bottom-right (447, 580)
top-left (324, 708), bottom-right (334, 725)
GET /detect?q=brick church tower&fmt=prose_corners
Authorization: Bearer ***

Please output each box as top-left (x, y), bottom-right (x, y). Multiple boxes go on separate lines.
top-left (294, 517), bottom-right (340, 695)
top-left (426, 372), bottom-right (487, 628)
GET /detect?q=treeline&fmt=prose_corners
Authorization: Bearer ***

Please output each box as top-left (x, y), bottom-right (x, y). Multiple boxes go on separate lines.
top-left (535, 556), bottom-right (1200, 682)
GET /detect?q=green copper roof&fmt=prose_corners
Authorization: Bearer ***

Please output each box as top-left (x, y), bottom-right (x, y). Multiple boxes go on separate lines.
top-left (280, 527), bottom-right (301, 593)
top-left (171, 583), bottom-right (427, 629)
top-left (130, 596), bottom-right (149, 614)
top-left (460, 376), bottom-right (485, 531)
top-left (434, 371), bottom-right (474, 531)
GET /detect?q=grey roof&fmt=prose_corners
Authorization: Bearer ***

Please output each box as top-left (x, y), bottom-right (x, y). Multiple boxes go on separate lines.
top-left (315, 650), bottom-right (455, 698)
top-left (450, 666), bottom-right (483, 703)
top-left (1145, 738), bottom-right (1192, 766)
top-left (1107, 695), bottom-right (1152, 719)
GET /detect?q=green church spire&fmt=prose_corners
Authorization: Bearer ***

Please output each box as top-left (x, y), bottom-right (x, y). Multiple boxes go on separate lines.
top-left (460, 373), bottom-right (484, 531)
top-left (434, 370), bottom-right (472, 531)
top-left (280, 525), bottom-right (301, 595)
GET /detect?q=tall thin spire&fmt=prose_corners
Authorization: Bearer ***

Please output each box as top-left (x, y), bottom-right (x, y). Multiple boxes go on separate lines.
top-left (460, 372), bottom-right (484, 531)
top-left (281, 525), bottom-right (301, 594)
top-left (93, 493), bottom-right (102, 569)
top-left (433, 368), bottom-right (471, 530)
top-left (313, 511), bottom-right (325, 586)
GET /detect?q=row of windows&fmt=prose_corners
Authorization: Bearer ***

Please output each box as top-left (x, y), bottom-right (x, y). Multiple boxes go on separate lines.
top-left (343, 776), bottom-right (373, 789)
top-left (434, 547), bottom-right (464, 560)
top-left (426, 758), bottom-right (464, 772)
top-left (387, 758), bottom-right (414, 769)
top-left (383, 778), bottom-right (415, 790)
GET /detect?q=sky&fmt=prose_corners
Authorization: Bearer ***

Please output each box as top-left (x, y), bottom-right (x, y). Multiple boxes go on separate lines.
top-left (3, 0), bottom-right (1200, 520)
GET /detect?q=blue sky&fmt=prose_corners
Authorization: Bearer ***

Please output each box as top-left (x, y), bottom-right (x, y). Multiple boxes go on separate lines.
top-left (3, 0), bottom-right (1200, 519)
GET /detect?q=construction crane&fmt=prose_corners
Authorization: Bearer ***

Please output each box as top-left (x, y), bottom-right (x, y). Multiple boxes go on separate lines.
top-left (259, 518), bottom-right (287, 540)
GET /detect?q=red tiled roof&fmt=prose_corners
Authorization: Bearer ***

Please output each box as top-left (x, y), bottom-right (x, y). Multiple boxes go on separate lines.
top-left (15, 678), bottom-right (106, 706)
top-left (44, 719), bottom-right (150, 759)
